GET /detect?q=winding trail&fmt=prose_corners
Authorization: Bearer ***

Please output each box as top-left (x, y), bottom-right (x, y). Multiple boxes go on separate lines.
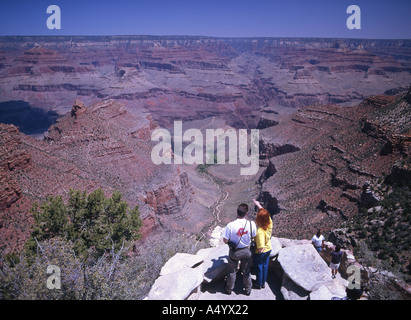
top-left (199, 170), bottom-right (229, 239)
top-left (207, 173), bottom-right (228, 224)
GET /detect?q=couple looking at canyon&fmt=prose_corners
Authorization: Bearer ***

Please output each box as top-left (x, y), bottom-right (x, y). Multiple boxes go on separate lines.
top-left (222, 199), bottom-right (272, 296)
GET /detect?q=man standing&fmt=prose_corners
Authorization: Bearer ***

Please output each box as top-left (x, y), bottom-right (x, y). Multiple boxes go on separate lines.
top-left (222, 203), bottom-right (257, 296)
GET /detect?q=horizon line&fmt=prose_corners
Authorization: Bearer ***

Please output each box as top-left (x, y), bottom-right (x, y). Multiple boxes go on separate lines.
top-left (1, 34), bottom-right (411, 41)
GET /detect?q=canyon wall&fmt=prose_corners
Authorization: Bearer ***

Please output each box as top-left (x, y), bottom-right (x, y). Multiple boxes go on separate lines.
top-left (0, 99), bottom-right (207, 254)
top-left (1, 36), bottom-right (410, 257)
top-left (0, 36), bottom-right (410, 132)
top-left (256, 91), bottom-right (410, 239)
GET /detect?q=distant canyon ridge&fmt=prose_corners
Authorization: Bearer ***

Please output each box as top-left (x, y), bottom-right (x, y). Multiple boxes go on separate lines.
top-left (0, 36), bottom-right (410, 132)
top-left (0, 36), bottom-right (410, 254)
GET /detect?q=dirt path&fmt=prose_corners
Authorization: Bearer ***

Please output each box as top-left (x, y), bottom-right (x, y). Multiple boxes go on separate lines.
top-left (198, 170), bottom-right (229, 238)
top-left (204, 172), bottom-right (228, 224)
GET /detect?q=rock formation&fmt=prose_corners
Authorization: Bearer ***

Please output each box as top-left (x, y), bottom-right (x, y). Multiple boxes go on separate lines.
top-left (0, 36), bottom-right (410, 130)
top-left (256, 91), bottom-right (410, 240)
top-left (146, 235), bottom-right (357, 300)
top-left (0, 36), bottom-right (410, 297)
top-left (0, 123), bottom-right (33, 252)
top-left (0, 99), bottom-right (215, 254)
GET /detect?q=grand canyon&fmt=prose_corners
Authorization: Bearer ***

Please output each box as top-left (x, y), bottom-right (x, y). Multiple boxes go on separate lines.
top-left (0, 36), bottom-right (410, 298)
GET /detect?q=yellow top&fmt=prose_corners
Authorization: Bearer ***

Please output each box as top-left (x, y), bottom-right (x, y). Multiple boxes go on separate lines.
top-left (255, 218), bottom-right (273, 253)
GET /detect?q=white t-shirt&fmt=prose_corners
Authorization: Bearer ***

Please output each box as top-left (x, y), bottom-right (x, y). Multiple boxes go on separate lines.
top-left (311, 234), bottom-right (325, 247)
top-left (223, 218), bottom-right (257, 249)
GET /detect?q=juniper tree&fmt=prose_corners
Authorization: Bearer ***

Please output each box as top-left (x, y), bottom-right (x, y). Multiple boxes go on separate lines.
top-left (25, 188), bottom-right (142, 260)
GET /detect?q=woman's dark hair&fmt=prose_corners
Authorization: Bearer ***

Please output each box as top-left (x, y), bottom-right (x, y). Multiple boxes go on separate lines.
top-left (335, 245), bottom-right (341, 252)
top-left (237, 203), bottom-right (248, 217)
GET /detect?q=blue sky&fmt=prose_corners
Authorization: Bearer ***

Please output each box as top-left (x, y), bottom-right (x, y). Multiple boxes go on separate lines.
top-left (0, 0), bottom-right (410, 38)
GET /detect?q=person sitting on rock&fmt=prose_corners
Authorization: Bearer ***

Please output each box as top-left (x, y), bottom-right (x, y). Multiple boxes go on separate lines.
top-left (311, 229), bottom-right (325, 253)
top-left (222, 203), bottom-right (257, 296)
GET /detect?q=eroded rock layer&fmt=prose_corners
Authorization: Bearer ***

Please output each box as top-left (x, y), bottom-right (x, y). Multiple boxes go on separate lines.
top-left (0, 99), bottom-right (202, 254)
top-left (257, 92), bottom-right (410, 239)
top-left (0, 36), bottom-right (410, 130)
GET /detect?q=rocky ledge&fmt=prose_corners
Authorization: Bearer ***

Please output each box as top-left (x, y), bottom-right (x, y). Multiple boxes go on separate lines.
top-left (146, 235), bottom-right (359, 300)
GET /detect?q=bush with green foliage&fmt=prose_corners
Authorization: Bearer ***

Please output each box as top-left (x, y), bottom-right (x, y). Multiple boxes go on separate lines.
top-left (0, 188), bottom-right (209, 300)
top-left (352, 173), bottom-right (411, 299)
top-left (25, 189), bottom-right (142, 259)
top-left (0, 232), bottom-right (205, 300)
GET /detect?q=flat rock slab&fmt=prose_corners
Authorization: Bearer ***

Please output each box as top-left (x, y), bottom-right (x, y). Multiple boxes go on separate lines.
top-left (277, 244), bottom-right (330, 292)
top-left (270, 237), bottom-right (283, 257)
top-left (196, 270), bottom-right (282, 300)
top-left (198, 245), bottom-right (229, 283)
top-left (148, 266), bottom-right (204, 300)
top-left (160, 252), bottom-right (205, 276)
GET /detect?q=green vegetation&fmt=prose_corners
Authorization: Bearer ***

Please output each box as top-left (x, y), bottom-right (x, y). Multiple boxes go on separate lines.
top-left (359, 181), bottom-right (411, 273)
top-left (196, 153), bottom-right (218, 174)
top-left (196, 163), bottom-right (212, 173)
top-left (25, 188), bottom-right (142, 259)
top-left (354, 241), bottom-right (404, 300)
top-left (0, 188), bottom-right (206, 299)
top-left (350, 162), bottom-right (411, 298)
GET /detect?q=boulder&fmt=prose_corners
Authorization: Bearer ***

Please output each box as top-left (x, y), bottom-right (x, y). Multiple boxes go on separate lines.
top-left (147, 238), bottom-right (356, 300)
top-left (280, 274), bottom-right (309, 300)
top-left (198, 245), bottom-right (229, 283)
top-left (277, 243), bottom-right (330, 292)
top-left (148, 266), bottom-right (204, 300)
top-left (209, 225), bottom-right (224, 247)
top-left (320, 279), bottom-right (347, 298)
top-left (270, 237), bottom-right (283, 257)
top-left (309, 285), bottom-right (333, 300)
top-left (277, 237), bottom-right (311, 248)
top-left (327, 228), bottom-right (358, 248)
top-left (160, 252), bottom-right (204, 276)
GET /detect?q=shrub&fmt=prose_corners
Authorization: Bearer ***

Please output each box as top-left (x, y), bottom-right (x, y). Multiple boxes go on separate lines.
top-left (0, 232), bottom-right (207, 300)
top-left (1, 188), bottom-right (213, 300)
top-left (25, 189), bottom-right (142, 259)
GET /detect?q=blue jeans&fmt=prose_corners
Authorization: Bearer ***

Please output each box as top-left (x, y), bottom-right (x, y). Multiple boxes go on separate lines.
top-left (253, 250), bottom-right (271, 286)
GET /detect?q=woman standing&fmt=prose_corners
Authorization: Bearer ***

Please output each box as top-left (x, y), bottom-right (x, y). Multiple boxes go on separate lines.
top-left (330, 245), bottom-right (344, 279)
top-left (252, 199), bottom-right (273, 289)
